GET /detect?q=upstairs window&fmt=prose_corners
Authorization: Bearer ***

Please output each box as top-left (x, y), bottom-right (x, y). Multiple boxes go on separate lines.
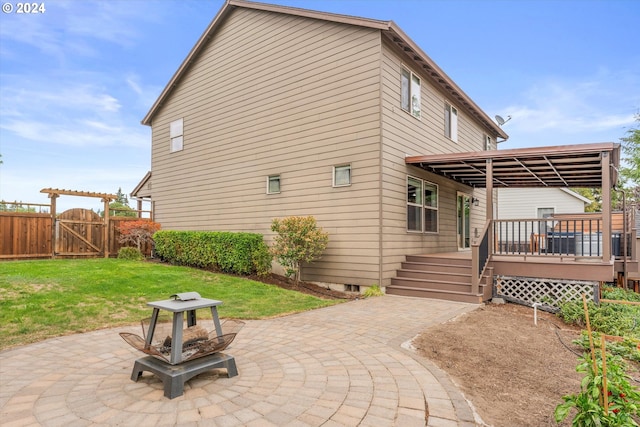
top-left (401, 68), bottom-right (421, 118)
top-left (484, 135), bottom-right (494, 150)
top-left (267, 175), bottom-right (281, 194)
top-left (444, 104), bottom-right (458, 142)
top-left (333, 164), bottom-right (351, 187)
top-left (170, 118), bottom-right (184, 152)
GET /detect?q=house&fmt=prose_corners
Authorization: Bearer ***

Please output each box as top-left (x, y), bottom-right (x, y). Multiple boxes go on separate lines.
top-left (135, 0), bottom-right (635, 304)
top-left (497, 188), bottom-right (591, 220)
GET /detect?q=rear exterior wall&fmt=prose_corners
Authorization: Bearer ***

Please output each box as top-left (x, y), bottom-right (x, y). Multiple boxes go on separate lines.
top-left (149, 8), bottom-right (384, 286)
top-left (378, 39), bottom-right (489, 287)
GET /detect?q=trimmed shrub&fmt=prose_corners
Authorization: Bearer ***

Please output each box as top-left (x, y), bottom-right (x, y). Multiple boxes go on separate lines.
top-left (117, 247), bottom-right (144, 261)
top-left (153, 230), bottom-right (271, 276)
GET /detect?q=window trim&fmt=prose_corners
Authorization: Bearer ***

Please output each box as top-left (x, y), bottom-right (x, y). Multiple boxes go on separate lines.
top-left (401, 66), bottom-right (421, 119)
top-left (407, 175), bottom-right (439, 233)
top-left (444, 103), bottom-right (458, 142)
top-left (333, 164), bottom-right (352, 187)
top-left (169, 118), bottom-right (184, 153)
top-left (266, 174), bottom-right (281, 194)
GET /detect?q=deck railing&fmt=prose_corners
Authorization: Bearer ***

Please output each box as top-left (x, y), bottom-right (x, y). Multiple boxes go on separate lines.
top-left (471, 220), bottom-right (492, 293)
top-left (493, 216), bottom-right (631, 258)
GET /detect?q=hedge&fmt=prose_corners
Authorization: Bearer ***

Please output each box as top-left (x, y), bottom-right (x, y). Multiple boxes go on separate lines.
top-left (153, 230), bottom-right (271, 276)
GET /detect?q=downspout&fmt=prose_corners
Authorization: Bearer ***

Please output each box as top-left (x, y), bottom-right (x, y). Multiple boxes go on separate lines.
top-left (377, 32), bottom-right (384, 291)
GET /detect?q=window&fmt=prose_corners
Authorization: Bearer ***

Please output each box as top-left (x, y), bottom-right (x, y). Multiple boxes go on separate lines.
top-left (484, 135), bottom-right (494, 151)
top-left (401, 68), bottom-right (421, 118)
top-left (267, 175), bottom-right (281, 194)
top-left (537, 207), bottom-right (554, 219)
top-left (407, 176), bottom-right (438, 233)
top-left (444, 104), bottom-right (458, 142)
top-left (170, 118), bottom-right (183, 152)
top-left (333, 164), bottom-right (351, 187)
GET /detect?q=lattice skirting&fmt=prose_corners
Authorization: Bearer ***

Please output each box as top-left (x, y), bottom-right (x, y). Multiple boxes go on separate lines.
top-left (494, 275), bottom-right (599, 313)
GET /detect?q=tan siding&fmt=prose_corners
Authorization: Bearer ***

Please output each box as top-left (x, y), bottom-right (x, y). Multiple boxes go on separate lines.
top-left (150, 8), bottom-right (383, 286)
top-left (378, 40), bottom-right (491, 286)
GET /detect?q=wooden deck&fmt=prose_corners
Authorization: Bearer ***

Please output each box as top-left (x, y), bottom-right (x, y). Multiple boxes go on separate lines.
top-left (387, 250), bottom-right (617, 303)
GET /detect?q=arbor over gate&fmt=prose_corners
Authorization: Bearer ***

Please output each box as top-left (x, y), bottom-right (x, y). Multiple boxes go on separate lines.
top-left (0, 188), bottom-right (152, 259)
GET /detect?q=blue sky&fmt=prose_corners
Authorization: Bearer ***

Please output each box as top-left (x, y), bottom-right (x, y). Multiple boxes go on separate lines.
top-left (1, 0), bottom-right (638, 212)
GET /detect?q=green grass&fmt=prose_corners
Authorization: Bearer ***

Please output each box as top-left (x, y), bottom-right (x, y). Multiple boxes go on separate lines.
top-left (0, 259), bottom-right (343, 350)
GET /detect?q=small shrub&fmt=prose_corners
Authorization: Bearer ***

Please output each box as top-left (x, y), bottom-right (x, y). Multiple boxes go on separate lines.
top-left (117, 247), bottom-right (144, 261)
top-left (270, 216), bottom-right (329, 283)
top-left (117, 220), bottom-right (161, 251)
top-left (363, 284), bottom-right (384, 298)
top-left (559, 287), bottom-right (640, 343)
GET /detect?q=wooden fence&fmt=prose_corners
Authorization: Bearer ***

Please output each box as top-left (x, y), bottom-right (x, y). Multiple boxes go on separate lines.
top-left (0, 212), bottom-right (52, 259)
top-left (0, 208), bottom-right (153, 260)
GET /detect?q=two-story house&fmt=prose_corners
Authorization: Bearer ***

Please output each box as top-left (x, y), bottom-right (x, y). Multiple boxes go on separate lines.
top-left (134, 0), bottom-right (632, 304)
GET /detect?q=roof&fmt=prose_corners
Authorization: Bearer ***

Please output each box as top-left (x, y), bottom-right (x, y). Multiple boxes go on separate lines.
top-left (406, 142), bottom-right (621, 189)
top-left (141, 0), bottom-right (508, 140)
top-left (130, 171), bottom-right (152, 198)
top-left (559, 188), bottom-right (592, 204)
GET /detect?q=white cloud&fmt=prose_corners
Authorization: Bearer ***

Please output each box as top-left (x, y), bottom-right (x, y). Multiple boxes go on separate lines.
top-left (0, 1), bottom-right (162, 59)
top-left (499, 70), bottom-right (639, 136)
top-left (0, 80), bottom-right (150, 148)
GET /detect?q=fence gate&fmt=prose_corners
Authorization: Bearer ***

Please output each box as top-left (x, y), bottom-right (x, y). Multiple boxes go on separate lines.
top-left (55, 208), bottom-right (105, 257)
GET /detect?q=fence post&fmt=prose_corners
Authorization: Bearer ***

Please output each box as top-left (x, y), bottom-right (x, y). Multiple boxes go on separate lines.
top-left (50, 194), bottom-right (58, 258)
top-left (103, 197), bottom-right (110, 258)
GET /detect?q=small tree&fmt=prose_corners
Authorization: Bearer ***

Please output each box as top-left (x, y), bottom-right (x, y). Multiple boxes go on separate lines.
top-left (108, 187), bottom-right (136, 217)
top-left (270, 216), bottom-right (329, 284)
top-left (117, 220), bottom-right (161, 254)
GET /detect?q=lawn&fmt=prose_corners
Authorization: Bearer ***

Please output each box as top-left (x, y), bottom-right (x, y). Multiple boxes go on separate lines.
top-left (0, 259), bottom-right (343, 350)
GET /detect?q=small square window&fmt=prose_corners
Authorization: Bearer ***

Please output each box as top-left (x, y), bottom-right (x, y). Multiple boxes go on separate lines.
top-left (333, 164), bottom-right (351, 187)
top-left (267, 175), bottom-right (281, 194)
top-left (170, 118), bottom-right (184, 152)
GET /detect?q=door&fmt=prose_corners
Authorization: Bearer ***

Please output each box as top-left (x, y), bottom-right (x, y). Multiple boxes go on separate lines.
top-left (457, 193), bottom-right (471, 249)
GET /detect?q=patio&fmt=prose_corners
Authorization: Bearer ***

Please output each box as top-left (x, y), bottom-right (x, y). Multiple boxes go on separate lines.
top-left (0, 296), bottom-right (479, 427)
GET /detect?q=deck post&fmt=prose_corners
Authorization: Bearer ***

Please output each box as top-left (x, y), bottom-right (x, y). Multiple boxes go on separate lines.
top-left (471, 243), bottom-right (479, 294)
top-left (601, 152), bottom-right (612, 263)
top-left (485, 158), bottom-right (493, 223)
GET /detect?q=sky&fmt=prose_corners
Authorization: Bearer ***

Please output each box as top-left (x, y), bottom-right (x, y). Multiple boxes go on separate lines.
top-left (1, 0), bottom-right (639, 212)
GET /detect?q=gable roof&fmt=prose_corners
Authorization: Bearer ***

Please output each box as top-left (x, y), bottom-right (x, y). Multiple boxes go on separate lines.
top-left (130, 171), bottom-right (152, 198)
top-left (141, 0), bottom-right (508, 140)
top-left (559, 188), bottom-right (592, 204)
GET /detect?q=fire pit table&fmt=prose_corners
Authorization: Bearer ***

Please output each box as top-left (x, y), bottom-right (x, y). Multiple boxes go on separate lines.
top-left (120, 292), bottom-right (242, 399)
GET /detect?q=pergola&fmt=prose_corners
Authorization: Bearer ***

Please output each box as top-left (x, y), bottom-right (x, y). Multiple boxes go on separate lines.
top-left (406, 142), bottom-right (621, 261)
top-left (40, 188), bottom-right (118, 258)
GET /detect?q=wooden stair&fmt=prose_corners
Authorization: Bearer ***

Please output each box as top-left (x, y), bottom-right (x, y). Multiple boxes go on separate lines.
top-left (387, 254), bottom-right (493, 303)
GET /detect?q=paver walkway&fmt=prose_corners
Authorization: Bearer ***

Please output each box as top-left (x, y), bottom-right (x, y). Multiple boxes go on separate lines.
top-left (1, 295), bottom-right (480, 426)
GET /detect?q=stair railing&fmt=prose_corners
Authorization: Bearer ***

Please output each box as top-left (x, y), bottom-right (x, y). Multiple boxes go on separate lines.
top-left (471, 220), bottom-right (492, 294)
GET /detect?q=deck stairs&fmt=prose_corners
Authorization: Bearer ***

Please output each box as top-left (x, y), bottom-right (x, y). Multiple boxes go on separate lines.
top-left (387, 254), bottom-right (493, 303)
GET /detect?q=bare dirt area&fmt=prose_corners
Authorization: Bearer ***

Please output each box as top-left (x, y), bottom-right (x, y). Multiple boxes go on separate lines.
top-left (413, 302), bottom-right (584, 427)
